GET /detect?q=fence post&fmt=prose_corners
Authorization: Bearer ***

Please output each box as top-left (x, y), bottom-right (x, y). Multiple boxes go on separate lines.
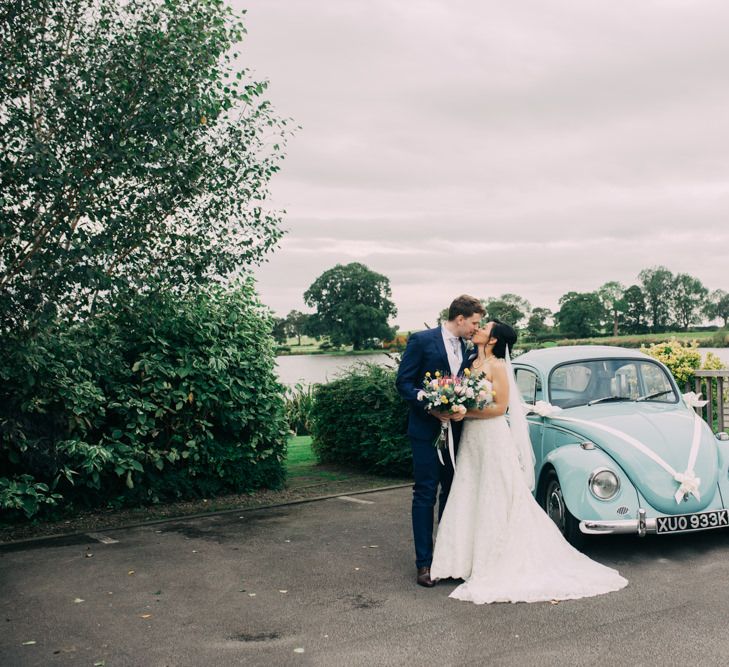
top-left (692, 370), bottom-right (729, 433)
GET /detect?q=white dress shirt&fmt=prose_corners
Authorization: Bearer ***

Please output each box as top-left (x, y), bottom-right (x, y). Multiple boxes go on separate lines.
top-left (440, 325), bottom-right (462, 375)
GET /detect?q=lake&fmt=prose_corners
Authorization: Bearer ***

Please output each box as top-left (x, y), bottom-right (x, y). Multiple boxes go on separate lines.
top-left (275, 348), bottom-right (729, 387)
top-left (275, 352), bottom-right (393, 387)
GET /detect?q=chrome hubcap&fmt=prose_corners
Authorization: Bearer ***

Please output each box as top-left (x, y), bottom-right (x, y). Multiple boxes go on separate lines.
top-left (546, 480), bottom-right (566, 534)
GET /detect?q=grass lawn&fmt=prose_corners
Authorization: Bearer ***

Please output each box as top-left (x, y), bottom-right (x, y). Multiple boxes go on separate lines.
top-left (285, 435), bottom-right (352, 489)
top-left (519, 330), bottom-right (725, 351)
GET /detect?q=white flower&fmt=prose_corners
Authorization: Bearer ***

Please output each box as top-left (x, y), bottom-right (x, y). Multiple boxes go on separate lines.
top-left (465, 388), bottom-right (474, 399)
top-left (416, 390), bottom-right (426, 401)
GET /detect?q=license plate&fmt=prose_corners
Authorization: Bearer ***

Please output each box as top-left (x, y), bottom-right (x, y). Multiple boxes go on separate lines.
top-left (656, 509), bottom-right (729, 534)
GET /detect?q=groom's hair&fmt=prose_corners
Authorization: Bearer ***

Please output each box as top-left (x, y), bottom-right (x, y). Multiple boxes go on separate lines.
top-left (447, 295), bottom-right (485, 321)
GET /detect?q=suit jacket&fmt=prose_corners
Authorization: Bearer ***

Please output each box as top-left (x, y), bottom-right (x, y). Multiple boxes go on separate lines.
top-left (395, 327), bottom-right (477, 440)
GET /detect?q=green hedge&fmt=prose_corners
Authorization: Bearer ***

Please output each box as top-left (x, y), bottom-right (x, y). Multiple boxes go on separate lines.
top-left (0, 281), bottom-right (287, 520)
top-left (309, 363), bottom-right (410, 475)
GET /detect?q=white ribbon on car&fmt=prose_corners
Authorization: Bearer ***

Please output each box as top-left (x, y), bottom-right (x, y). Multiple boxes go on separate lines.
top-left (526, 393), bottom-right (710, 504)
top-left (436, 421), bottom-right (457, 472)
top-left (682, 391), bottom-right (708, 408)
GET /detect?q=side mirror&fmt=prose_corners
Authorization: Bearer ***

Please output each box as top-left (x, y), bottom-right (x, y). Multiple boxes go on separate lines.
top-left (716, 432), bottom-right (729, 442)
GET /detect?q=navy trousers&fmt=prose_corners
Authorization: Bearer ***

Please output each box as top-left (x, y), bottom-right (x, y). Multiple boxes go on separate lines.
top-left (411, 435), bottom-right (456, 568)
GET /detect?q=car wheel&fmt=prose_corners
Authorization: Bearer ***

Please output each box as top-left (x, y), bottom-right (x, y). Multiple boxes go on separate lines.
top-left (542, 470), bottom-right (584, 548)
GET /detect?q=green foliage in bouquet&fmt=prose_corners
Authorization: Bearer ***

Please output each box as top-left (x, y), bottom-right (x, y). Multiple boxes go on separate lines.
top-left (0, 282), bottom-right (288, 520)
top-left (309, 363), bottom-right (410, 475)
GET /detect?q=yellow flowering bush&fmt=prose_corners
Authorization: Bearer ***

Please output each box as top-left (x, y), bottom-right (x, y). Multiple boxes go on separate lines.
top-left (702, 351), bottom-right (726, 371)
top-left (642, 339), bottom-right (726, 387)
top-left (642, 339), bottom-right (702, 385)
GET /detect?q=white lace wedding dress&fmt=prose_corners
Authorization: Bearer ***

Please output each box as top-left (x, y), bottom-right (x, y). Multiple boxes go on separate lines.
top-left (430, 416), bottom-right (628, 604)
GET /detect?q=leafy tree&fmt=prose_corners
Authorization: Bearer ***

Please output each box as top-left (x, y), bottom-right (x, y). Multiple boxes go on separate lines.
top-left (0, 0), bottom-right (291, 333)
top-left (671, 273), bottom-right (708, 330)
top-left (598, 281), bottom-right (625, 337)
top-left (622, 284), bottom-right (648, 334)
top-left (639, 266), bottom-right (674, 332)
top-left (304, 263), bottom-right (397, 350)
top-left (716, 291), bottom-right (729, 328)
top-left (526, 307), bottom-right (552, 338)
top-left (285, 309), bottom-right (310, 346)
top-left (555, 291), bottom-right (605, 338)
top-left (271, 316), bottom-right (288, 344)
top-left (705, 289), bottom-right (729, 328)
top-left (484, 293), bottom-right (531, 327)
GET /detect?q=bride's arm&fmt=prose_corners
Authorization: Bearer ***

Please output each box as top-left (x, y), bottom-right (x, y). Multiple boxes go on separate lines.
top-left (466, 361), bottom-right (509, 419)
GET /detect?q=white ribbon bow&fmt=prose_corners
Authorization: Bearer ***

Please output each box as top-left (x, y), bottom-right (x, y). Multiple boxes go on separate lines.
top-left (673, 470), bottom-right (701, 504)
top-left (529, 400), bottom-right (562, 417)
top-left (682, 391), bottom-right (708, 408)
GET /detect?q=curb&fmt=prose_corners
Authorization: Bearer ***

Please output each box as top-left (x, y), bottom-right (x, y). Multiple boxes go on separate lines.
top-left (0, 483), bottom-right (412, 550)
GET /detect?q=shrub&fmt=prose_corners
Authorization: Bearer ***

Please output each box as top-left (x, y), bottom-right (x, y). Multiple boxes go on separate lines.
top-left (0, 281), bottom-right (288, 520)
top-left (710, 331), bottom-right (729, 348)
top-left (309, 363), bottom-right (410, 475)
top-left (284, 383), bottom-right (314, 435)
top-left (642, 339), bottom-right (702, 386)
top-left (382, 333), bottom-right (408, 351)
top-left (642, 338), bottom-right (726, 389)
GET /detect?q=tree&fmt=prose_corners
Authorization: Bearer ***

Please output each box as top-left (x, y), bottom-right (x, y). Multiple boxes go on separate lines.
top-left (0, 0), bottom-right (291, 333)
top-left (622, 284), bottom-right (648, 334)
top-left (303, 263), bottom-right (397, 350)
top-left (638, 266), bottom-right (674, 332)
top-left (555, 291), bottom-right (605, 338)
top-left (526, 307), bottom-right (552, 339)
top-left (705, 289), bottom-right (729, 328)
top-left (285, 309), bottom-right (309, 346)
top-left (271, 316), bottom-right (288, 344)
top-left (671, 273), bottom-right (708, 330)
top-left (483, 293), bottom-right (531, 327)
top-left (598, 281), bottom-right (625, 337)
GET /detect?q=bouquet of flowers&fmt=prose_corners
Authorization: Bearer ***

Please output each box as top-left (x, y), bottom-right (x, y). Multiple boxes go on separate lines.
top-left (417, 369), bottom-right (495, 450)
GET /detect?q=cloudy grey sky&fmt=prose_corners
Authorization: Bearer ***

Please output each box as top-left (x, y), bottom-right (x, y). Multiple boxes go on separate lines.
top-left (235, 0), bottom-right (729, 330)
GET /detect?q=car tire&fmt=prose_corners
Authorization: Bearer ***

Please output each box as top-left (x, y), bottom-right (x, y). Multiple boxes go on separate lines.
top-left (542, 470), bottom-right (584, 549)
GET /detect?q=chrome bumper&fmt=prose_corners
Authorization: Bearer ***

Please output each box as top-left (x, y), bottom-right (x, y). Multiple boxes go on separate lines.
top-left (580, 509), bottom-right (654, 536)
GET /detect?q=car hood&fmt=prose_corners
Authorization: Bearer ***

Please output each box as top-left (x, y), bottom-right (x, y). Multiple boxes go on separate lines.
top-left (550, 402), bottom-right (719, 513)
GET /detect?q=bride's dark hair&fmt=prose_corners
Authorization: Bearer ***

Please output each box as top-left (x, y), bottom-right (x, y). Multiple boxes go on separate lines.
top-left (490, 320), bottom-right (517, 359)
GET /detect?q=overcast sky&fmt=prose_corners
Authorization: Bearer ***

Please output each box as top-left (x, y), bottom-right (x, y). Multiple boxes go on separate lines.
top-left (234, 0), bottom-right (729, 330)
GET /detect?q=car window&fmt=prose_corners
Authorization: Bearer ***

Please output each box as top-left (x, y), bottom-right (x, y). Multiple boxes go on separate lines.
top-left (550, 364), bottom-right (591, 392)
top-left (515, 369), bottom-right (542, 405)
top-left (548, 358), bottom-right (677, 408)
top-left (640, 362), bottom-right (675, 398)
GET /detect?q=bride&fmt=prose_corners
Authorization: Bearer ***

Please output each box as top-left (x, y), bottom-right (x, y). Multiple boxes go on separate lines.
top-left (429, 320), bottom-right (627, 604)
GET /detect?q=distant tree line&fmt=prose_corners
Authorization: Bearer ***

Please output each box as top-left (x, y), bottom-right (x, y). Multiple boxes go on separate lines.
top-left (456, 266), bottom-right (728, 340)
top-left (276, 263), bottom-right (728, 349)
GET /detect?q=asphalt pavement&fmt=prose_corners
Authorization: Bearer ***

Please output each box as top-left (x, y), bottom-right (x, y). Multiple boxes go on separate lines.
top-left (2, 486), bottom-right (729, 666)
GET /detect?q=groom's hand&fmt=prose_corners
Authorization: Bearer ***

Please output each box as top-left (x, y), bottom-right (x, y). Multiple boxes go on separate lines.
top-left (450, 411), bottom-right (466, 422)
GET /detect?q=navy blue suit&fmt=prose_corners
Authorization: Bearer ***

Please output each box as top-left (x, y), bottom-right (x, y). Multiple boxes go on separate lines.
top-left (395, 327), bottom-right (476, 568)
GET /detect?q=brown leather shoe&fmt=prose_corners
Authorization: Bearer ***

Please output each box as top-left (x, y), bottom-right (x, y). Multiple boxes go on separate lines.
top-left (417, 566), bottom-right (437, 588)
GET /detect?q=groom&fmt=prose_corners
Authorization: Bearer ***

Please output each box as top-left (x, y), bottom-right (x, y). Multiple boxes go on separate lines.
top-left (396, 295), bottom-right (484, 587)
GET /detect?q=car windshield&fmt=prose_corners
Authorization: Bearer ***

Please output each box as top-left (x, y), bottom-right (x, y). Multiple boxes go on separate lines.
top-left (548, 358), bottom-right (678, 409)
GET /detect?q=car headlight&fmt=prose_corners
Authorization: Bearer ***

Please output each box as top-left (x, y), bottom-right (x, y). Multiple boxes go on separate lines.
top-left (589, 468), bottom-right (620, 500)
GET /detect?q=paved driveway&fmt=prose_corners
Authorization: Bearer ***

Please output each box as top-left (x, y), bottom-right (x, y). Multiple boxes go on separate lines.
top-left (2, 487), bottom-right (729, 666)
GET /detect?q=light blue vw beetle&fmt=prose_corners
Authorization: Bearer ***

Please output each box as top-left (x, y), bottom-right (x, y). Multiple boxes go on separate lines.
top-left (513, 346), bottom-right (729, 545)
